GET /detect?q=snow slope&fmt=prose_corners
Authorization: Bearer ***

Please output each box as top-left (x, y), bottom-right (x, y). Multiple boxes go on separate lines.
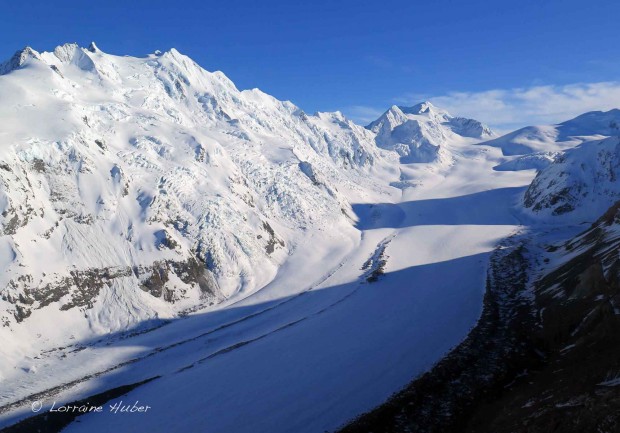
top-left (493, 151), bottom-right (560, 172)
top-left (481, 109), bottom-right (620, 156)
top-left (0, 43), bottom-right (403, 373)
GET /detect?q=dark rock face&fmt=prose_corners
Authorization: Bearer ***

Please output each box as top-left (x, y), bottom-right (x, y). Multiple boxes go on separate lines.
top-left (139, 262), bottom-right (169, 299)
top-left (168, 257), bottom-right (219, 297)
top-left (342, 201), bottom-right (620, 433)
top-left (262, 221), bottom-right (284, 255)
top-left (3, 256), bottom-right (220, 325)
top-left (498, 211), bottom-right (620, 433)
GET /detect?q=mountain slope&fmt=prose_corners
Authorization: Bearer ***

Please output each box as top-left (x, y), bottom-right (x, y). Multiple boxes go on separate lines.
top-left (464, 202), bottom-right (620, 432)
top-left (0, 43), bottom-right (398, 365)
top-left (482, 109), bottom-right (620, 156)
top-left (524, 136), bottom-right (620, 221)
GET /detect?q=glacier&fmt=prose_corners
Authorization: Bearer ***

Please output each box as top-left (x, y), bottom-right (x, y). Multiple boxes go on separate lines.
top-left (0, 42), bottom-right (602, 433)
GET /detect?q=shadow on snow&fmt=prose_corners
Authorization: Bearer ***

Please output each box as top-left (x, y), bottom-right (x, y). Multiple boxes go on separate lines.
top-left (352, 187), bottom-right (526, 230)
top-left (1, 251), bottom-right (493, 433)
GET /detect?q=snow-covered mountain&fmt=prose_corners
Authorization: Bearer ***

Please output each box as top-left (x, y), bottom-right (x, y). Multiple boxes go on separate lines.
top-left (482, 109), bottom-right (620, 156)
top-left (366, 102), bottom-right (494, 163)
top-left (0, 42), bottom-right (401, 345)
top-left (0, 42), bottom-right (507, 365)
top-left (524, 136), bottom-right (620, 221)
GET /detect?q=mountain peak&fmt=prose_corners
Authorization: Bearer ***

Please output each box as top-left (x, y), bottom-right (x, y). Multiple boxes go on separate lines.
top-left (162, 47), bottom-right (185, 60)
top-left (52, 43), bottom-right (80, 61)
top-left (0, 46), bottom-right (41, 75)
top-left (51, 43), bottom-right (97, 72)
top-left (365, 101), bottom-right (493, 163)
top-left (87, 41), bottom-right (101, 53)
top-left (399, 101), bottom-right (438, 115)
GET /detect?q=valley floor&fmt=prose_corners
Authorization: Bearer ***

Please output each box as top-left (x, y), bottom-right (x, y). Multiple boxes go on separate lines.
top-left (0, 148), bottom-right (536, 433)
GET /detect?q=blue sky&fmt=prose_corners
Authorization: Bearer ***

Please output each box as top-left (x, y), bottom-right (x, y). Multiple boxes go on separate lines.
top-left (1, 0), bottom-right (620, 129)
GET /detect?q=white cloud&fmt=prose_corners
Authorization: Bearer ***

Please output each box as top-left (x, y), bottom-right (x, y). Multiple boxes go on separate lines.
top-left (423, 81), bottom-right (620, 131)
top-left (342, 105), bottom-right (385, 125)
top-left (342, 81), bottom-right (620, 132)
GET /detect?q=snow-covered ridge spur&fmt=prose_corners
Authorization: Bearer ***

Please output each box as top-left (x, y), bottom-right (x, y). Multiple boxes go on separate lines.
top-left (524, 135), bottom-right (620, 221)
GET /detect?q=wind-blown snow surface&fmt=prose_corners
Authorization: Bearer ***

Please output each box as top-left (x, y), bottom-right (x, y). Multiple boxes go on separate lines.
top-left (0, 44), bottom-right (536, 433)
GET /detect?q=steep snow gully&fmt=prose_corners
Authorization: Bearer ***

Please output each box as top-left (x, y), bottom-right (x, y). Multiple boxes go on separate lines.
top-left (0, 43), bottom-right (546, 433)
